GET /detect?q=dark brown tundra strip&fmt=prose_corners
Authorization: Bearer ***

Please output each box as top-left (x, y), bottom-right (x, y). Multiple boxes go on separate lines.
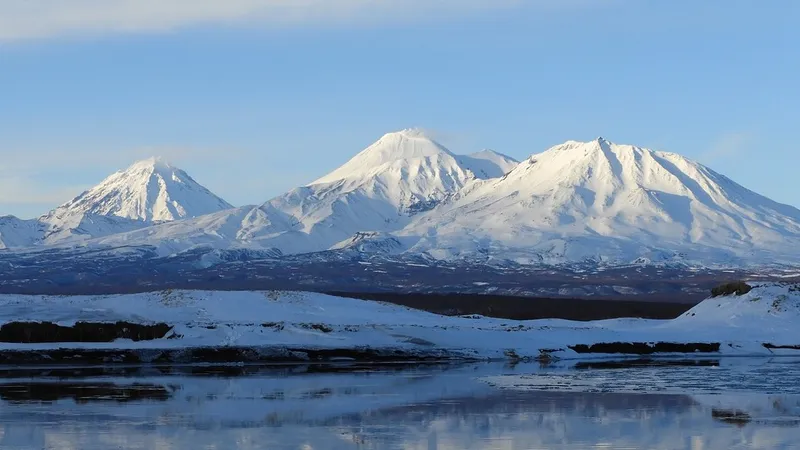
top-left (568, 342), bottom-right (720, 354)
top-left (0, 321), bottom-right (172, 343)
top-left (763, 343), bottom-right (800, 350)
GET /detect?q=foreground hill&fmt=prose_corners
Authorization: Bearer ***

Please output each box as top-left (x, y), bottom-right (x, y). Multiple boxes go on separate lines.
top-left (0, 283), bottom-right (796, 363)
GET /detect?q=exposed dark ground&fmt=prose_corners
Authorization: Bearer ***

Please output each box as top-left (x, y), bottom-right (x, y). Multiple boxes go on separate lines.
top-left (332, 292), bottom-right (697, 321)
top-left (1, 247), bottom-right (789, 322)
top-left (0, 247), bottom-right (759, 300)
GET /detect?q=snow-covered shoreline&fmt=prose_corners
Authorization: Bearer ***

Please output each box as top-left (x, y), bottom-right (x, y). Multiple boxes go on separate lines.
top-left (0, 283), bottom-right (798, 364)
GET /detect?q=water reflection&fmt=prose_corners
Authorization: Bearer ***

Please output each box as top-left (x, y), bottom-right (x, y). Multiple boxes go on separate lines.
top-left (0, 359), bottom-right (798, 449)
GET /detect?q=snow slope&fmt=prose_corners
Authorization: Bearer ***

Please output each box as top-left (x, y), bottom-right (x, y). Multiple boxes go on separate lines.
top-left (458, 149), bottom-right (519, 178)
top-left (401, 138), bottom-right (800, 265)
top-left (90, 205), bottom-right (280, 255)
top-left (0, 216), bottom-right (44, 249)
top-left (94, 129), bottom-right (510, 255)
top-left (0, 283), bottom-right (797, 359)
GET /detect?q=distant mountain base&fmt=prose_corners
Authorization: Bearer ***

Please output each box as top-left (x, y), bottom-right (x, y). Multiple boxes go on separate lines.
top-left (0, 245), bottom-right (793, 301)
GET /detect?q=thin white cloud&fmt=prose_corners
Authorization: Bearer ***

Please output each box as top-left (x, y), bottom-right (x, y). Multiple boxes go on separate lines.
top-left (0, 145), bottom-right (252, 172)
top-left (0, 0), bottom-right (531, 42)
top-left (701, 132), bottom-right (752, 163)
top-left (0, 171), bottom-right (88, 219)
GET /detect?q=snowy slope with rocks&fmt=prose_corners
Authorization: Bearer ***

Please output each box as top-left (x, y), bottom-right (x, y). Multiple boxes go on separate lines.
top-left (400, 138), bottom-right (800, 265)
top-left (94, 129), bottom-right (513, 255)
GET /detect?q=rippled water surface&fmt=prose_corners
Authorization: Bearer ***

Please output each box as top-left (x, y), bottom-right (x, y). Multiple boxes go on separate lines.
top-left (1, 358), bottom-right (799, 449)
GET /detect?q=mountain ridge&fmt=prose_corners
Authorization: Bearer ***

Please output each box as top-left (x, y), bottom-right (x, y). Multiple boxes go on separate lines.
top-left (92, 130), bottom-right (515, 255)
top-left (400, 138), bottom-right (800, 265)
top-left (1, 132), bottom-right (798, 269)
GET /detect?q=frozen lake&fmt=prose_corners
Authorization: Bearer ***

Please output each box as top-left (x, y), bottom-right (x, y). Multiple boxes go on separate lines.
top-left (0, 358), bottom-right (799, 449)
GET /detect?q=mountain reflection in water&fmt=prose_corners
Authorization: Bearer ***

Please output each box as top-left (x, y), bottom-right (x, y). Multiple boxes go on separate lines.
top-left (0, 359), bottom-right (798, 450)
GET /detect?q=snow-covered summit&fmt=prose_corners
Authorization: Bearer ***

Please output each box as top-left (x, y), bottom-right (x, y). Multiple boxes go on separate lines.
top-left (236, 129), bottom-right (485, 253)
top-left (403, 138), bottom-right (800, 264)
top-left (46, 157), bottom-right (233, 223)
top-left (311, 128), bottom-right (457, 185)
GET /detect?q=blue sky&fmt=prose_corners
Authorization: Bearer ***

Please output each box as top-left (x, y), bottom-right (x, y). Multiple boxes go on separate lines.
top-left (0, 0), bottom-right (797, 218)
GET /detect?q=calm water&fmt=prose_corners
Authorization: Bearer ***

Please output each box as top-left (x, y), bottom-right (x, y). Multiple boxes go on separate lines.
top-left (0, 359), bottom-right (799, 449)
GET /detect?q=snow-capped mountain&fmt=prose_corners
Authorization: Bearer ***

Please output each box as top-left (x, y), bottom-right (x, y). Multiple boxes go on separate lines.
top-left (0, 157), bottom-right (233, 248)
top-left (400, 138), bottom-right (800, 265)
top-left (47, 157), bottom-right (232, 223)
top-left (94, 129), bottom-right (512, 254)
top-left (4, 133), bottom-right (800, 269)
top-left (255, 128), bottom-right (497, 250)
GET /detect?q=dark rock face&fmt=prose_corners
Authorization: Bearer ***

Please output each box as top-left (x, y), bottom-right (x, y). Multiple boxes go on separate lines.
top-left (0, 321), bottom-right (172, 343)
top-left (568, 342), bottom-right (720, 354)
top-left (711, 281), bottom-right (753, 297)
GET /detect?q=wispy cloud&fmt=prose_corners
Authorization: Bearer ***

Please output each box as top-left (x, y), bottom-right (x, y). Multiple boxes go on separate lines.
top-left (0, 145), bottom-right (252, 172)
top-left (700, 132), bottom-right (752, 163)
top-left (0, 170), bottom-right (90, 219)
top-left (0, 176), bottom-right (85, 206)
top-left (0, 0), bottom-right (533, 42)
